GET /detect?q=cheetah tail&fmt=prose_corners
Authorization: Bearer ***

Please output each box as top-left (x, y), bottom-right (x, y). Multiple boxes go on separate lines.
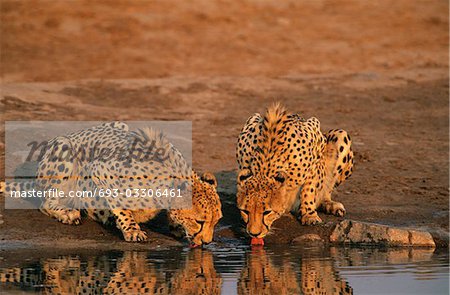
top-left (1, 179), bottom-right (36, 195)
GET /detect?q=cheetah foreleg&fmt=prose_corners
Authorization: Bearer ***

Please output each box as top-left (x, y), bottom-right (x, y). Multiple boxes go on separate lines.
top-left (298, 182), bottom-right (322, 225)
top-left (111, 209), bottom-right (148, 242)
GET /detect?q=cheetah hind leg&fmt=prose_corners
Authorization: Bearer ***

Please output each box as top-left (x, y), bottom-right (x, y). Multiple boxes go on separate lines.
top-left (40, 201), bottom-right (82, 225)
top-left (37, 136), bottom-right (82, 225)
top-left (320, 200), bottom-right (345, 217)
top-left (38, 175), bottom-right (82, 225)
top-left (318, 129), bottom-right (353, 218)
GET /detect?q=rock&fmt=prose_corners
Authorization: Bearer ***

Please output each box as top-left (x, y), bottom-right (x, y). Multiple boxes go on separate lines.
top-left (291, 234), bottom-right (324, 246)
top-left (330, 220), bottom-right (435, 247)
top-left (409, 230), bottom-right (435, 246)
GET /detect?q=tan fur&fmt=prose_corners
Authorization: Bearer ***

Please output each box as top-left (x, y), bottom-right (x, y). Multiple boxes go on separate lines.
top-left (236, 104), bottom-right (353, 238)
top-left (238, 248), bottom-right (353, 295)
top-left (6, 122), bottom-right (222, 245)
top-left (0, 251), bottom-right (223, 294)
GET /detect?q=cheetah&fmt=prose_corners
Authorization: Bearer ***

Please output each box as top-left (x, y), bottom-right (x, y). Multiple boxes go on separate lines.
top-left (236, 104), bottom-right (353, 238)
top-left (5, 122), bottom-right (222, 245)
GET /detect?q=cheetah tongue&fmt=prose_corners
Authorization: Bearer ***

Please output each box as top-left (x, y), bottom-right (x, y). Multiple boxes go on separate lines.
top-left (251, 238), bottom-right (264, 246)
top-left (189, 243), bottom-right (201, 248)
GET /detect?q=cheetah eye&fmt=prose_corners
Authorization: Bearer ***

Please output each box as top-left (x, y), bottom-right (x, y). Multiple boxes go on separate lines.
top-left (274, 171), bottom-right (286, 183)
top-left (263, 210), bottom-right (272, 216)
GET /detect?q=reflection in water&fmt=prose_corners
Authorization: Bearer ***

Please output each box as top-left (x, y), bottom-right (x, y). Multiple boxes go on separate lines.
top-left (0, 246), bottom-right (448, 294)
top-left (238, 248), bottom-right (301, 294)
top-left (104, 251), bottom-right (168, 294)
top-left (104, 250), bottom-right (222, 294)
top-left (238, 248), bottom-right (352, 295)
top-left (0, 250), bottom-right (222, 294)
top-left (170, 249), bottom-right (222, 295)
top-left (300, 257), bottom-right (352, 295)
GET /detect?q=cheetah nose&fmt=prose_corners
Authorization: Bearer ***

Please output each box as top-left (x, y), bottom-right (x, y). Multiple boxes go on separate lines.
top-left (248, 231), bottom-right (262, 238)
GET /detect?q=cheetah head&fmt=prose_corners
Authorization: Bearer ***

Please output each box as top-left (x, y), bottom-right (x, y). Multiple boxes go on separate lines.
top-left (236, 169), bottom-right (289, 239)
top-left (169, 172), bottom-right (222, 246)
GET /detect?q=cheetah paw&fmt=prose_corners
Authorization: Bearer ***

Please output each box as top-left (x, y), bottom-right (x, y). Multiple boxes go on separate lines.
top-left (57, 210), bottom-right (82, 225)
top-left (322, 201), bottom-right (346, 217)
top-left (124, 229), bottom-right (148, 242)
top-left (300, 214), bottom-right (322, 225)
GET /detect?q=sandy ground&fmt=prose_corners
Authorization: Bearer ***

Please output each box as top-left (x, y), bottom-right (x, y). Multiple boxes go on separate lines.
top-left (0, 0), bottom-right (448, 248)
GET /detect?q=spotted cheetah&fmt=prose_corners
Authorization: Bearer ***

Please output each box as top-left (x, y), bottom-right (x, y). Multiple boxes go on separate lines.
top-left (5, 122), bottom-right (222, 245)
top-left (236, 104), bottom-right (353, 238)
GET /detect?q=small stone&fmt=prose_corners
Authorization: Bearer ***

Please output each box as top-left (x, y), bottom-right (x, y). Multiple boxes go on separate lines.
top-left (409, 230), bottom-right (435, 247)
top-left (387, 227), bottom-right (410, 245)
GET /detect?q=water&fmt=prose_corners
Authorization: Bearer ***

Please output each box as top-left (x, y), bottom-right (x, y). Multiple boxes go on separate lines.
top-left (0, 245), bottom-right (448, 294)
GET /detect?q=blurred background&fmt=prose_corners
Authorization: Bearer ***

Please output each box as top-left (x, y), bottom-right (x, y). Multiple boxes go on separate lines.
top-left (1, 0), bottom-right (448, 82)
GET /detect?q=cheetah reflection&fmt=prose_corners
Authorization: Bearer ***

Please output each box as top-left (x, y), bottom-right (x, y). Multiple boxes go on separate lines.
top-left (105, 250), bottom-right (222, 294)
top-left (0, 255), bottom-right (110, 294)
top-left (170, 249), bottom-right (222, 295)
top-left (103, 251), bottom-right (166, 294)
top-left (238, 248), bottom-right (352, 295)
top-left (0, 250), bottom-right (222, 294)
top-left (300, 257), bottom-right (353, 295)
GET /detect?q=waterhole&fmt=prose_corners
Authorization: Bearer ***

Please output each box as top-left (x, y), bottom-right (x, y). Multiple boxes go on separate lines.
top-left (0, 245), bottom-right (448, 294)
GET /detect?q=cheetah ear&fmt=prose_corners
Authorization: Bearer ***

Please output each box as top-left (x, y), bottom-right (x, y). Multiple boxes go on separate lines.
top-left (237, 169), bottom-right (252, 185)
top-left (201, 172), bottom-right (217, 188)
top-left (274, 171), bottom-right (287, 184)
